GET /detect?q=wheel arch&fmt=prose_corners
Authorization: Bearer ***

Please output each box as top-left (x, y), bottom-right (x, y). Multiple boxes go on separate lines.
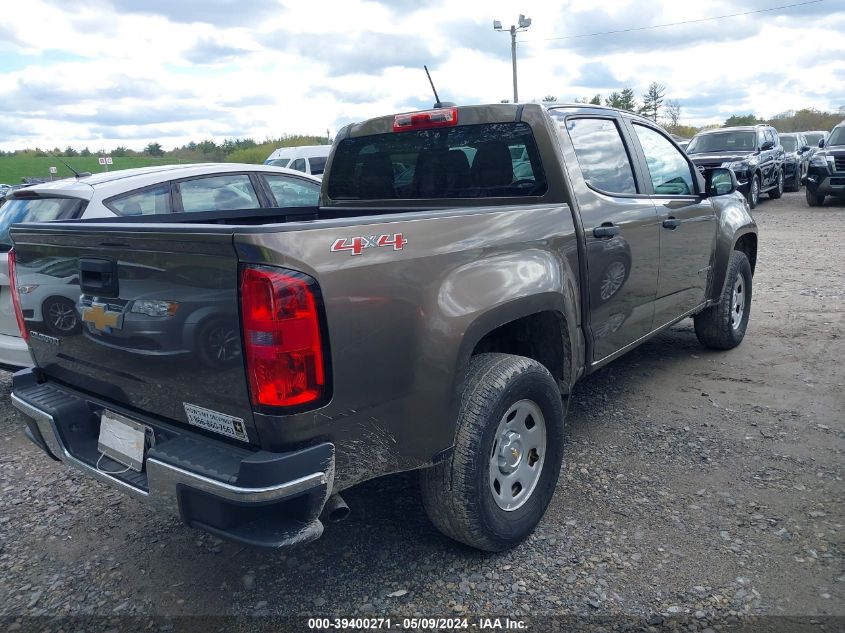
top-left (456, 295), bottom-right (578, 400)
top-left (707, 227), bottom-right (758, 304)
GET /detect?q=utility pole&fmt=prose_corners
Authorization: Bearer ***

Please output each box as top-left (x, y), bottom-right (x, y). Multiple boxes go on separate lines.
top-left (494, 14), bottom-right (532, 104)
top-left (510, 25), bottom-right (518, 104)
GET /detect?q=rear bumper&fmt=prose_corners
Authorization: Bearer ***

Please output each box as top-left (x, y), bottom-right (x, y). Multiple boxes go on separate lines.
top-left (0, 332), bottom-right (33, 370)
top-left (12, 368), bottom-right (335, 548)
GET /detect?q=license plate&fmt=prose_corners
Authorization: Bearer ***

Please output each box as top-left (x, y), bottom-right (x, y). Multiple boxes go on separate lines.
top-left (97, 410), bottom-right (148, 472)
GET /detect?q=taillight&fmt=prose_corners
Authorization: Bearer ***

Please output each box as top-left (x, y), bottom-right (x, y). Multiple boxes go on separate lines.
top-left (240, 265), bottom-right (328, 410)
top-left (393, 107), bottom-right (458, 132)
top-left (7, 249), bottom-right (29, 342)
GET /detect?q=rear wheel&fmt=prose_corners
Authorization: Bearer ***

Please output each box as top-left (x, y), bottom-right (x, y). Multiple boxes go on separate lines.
top-left (806, 187), bottom-right (825, 207)
top-left (694, 251), bottom-right (752, 350)
top-left (420, 353), bottom-right (565, 551)
top-left (197, 319), bottom-right (241, 367)
top-left (768, 169), bottom-right (784, 199)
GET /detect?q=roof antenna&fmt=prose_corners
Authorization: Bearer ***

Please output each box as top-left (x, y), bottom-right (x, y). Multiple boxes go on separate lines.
top-left (55, 157), bottom-right (90, 179)
top-left (424, 65), bottom-right (455, 108)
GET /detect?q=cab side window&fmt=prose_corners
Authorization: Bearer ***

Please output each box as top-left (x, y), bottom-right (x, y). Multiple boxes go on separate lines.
top-left (632, 124), bottom-right (695, 196)
top-left (563, 117), bottom-right (637, 194)
top-left (177, 174), bottom-right (260, 212)
top-left (263, 175), bottom-right (320, 207)
top-left (290, 158), bottom-right (306, 173)
top-left (108, 184), bottom-right (171, 215)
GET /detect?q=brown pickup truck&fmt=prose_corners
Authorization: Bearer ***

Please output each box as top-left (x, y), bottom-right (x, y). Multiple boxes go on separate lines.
top-left (9, 103), bottom-right (757, 551)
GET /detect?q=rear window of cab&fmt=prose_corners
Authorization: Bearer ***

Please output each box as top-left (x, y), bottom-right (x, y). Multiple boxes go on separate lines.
top-left (327, 122), bottom-right (547, 200)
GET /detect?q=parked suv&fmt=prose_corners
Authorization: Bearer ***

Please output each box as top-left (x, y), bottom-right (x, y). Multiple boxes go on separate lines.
top-left (778, 133), bottom-right (811, 191)
top-left (804, 121), bottom-right (845, 206)
top-left (686, 124), bottom-right (784, 209)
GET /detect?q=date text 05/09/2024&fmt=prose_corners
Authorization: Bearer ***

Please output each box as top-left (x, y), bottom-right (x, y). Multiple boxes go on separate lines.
top-left (307, 617), bottom-right (527, 630)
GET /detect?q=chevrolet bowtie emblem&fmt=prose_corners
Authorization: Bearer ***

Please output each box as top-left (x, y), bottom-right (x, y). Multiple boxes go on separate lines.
top-left (81, 304), bottom-right (121, 332)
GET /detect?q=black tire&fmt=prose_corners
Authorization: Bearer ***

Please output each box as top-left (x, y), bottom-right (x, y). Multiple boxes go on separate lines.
top-left (197, 319), bottom-right (241, 367)
top-left (42, 296), bottom-right (80, 336)
top-left (591, 257), bottom-right (630, 305)
top-left (693, 251), bottom-right (752, 350)
top-left (768, 169), bottom-right (784, 199)
top-left (747, 174), bottom-right (760, 209)
top-left (785, 168), bottom-right (801, 192)
top-left (420, 353), bottom-right (565, 552)
top-left (805, 187), bottom-right (825, 207)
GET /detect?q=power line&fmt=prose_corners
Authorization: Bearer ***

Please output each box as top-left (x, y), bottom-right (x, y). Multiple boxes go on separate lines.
top-left (520, 0), bottom-right (826, 43)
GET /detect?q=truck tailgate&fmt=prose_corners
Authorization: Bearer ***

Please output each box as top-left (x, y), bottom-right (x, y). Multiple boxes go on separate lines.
top-left (10, 225), bottom-right (258, 444)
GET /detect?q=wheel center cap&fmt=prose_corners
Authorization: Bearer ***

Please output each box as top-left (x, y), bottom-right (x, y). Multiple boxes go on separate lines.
top-left (498, 431), bottom-right (523, 473)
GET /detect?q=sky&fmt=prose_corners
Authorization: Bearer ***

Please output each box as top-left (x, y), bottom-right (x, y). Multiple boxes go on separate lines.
top-left (1, 0), bottom-right (844, 152)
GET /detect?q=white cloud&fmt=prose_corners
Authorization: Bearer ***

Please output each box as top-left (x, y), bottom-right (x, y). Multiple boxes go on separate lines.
top-left (1, 0), bottom-right (843, 151)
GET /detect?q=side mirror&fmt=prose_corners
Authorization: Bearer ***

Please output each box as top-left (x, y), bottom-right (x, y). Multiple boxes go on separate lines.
top-left (801, 145), bottom-right (810, 152)
top-left (761, 140), bottom-right (775, 150)
top-left (818, 139), bottom-right (825, 148)
top-left (704, 167), bottom-right (737, 197)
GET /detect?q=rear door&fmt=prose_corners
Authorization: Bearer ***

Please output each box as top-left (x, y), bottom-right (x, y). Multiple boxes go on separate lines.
top-left (626, 121), bottom-right (717, 326)
top-left (551, 112), bottom-right (660, 362)
top-left (9, 225), bottom-right (259, 444)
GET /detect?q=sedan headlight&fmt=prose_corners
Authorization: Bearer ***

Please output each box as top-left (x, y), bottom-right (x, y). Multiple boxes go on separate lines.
top-left (131, 300), bottom-right (179, 317)
top-left (16, 284), bottom-right (40, 294)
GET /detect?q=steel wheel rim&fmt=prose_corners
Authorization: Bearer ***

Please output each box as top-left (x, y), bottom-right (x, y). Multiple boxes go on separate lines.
top-left (730, 273), bottom-right (746, 330)
top-left (600, 261), bottom-right (627, 300)
top-left (49, 302), bottom-right (77, 331)
top-left (208, 326), bottom-right (240, 361)
top-left (489, 399), bottom-right (546, 512)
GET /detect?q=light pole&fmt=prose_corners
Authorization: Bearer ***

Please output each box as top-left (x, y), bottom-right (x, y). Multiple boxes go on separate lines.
top-left (493, 14), bottom-right (531, 104)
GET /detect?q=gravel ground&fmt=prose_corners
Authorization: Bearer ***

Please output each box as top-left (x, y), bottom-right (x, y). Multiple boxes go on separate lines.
top-left (0, 191), bottom-right (843, 630)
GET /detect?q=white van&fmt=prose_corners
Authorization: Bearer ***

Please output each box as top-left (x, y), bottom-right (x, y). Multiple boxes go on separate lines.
top-left (264, 145), bottom-right (331, 178)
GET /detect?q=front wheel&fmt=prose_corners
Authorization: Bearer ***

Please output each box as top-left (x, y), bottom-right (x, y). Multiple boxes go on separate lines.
top-left (768, 169), bottom-right (784, 199)
top-left (806, 187), bottom-right (825, 207)
top-left (747, 174), bottom-right (760, 209)
top-left (693, 251), bottom-right (752, 350)
top-left (786, 168), bottom-right (801, 192)
top-left (420, 353), bottom-right (565, 551)
top-left (43, 297), bottom-right (80, 336)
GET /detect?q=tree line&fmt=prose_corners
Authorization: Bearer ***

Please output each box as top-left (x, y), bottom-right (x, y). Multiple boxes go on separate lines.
top-left (0, 134), bottom-right (331, 163)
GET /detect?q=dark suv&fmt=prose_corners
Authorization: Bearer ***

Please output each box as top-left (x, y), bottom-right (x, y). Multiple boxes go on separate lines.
top-left (804, 121), bottom-right (845, 206)
top-left (779, 133), bottom-right (812, 191)
top-left (687, 124), bottom-right (784, 209)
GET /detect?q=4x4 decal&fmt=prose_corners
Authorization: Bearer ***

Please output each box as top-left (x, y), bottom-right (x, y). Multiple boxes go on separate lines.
top-left (330, 233), bottom-right (408, 256)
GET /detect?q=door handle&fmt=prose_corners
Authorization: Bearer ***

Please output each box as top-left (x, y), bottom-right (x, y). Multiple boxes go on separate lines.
top-left (592, 224), bottom-right (620, 238)
top-left (79, 258), bottom-right (119, 297)
top-left (662, 217), bottom-right (682, 229)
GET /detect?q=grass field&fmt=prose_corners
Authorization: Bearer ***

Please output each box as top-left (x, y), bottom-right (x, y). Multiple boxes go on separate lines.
top-left (0, 156), bottom-right (202, 185)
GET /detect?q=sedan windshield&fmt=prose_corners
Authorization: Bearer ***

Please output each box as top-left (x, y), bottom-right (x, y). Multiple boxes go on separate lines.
top-left (827, 127), bottom-right (845, 146)
top-left (687, 131), bottom-right (757, 154)
top-left (0, 197), bottom-right (86, 251)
